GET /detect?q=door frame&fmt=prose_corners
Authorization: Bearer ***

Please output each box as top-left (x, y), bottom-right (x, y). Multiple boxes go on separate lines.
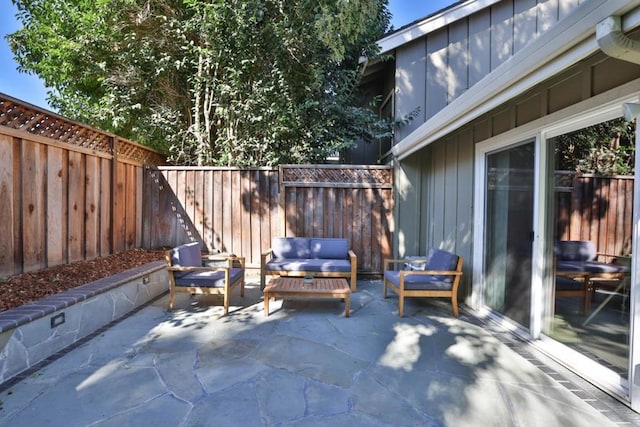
top-left (471, 88), bottom-right (640, 404)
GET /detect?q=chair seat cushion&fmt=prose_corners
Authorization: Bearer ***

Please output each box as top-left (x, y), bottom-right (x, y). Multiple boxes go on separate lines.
top-left (384, 271), bottom-right (453, 291)
top-left (264, 258), bottom-right (352, 273)
top-left (557, 260), bottom-right (629, 275)
top-left (174, 267), bottom-right (243, 288)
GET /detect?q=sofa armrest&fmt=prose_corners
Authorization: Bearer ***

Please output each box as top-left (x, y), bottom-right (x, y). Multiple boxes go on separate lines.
top-left (260, 249), bottom-right (274, 290)
top-left (349, 250), bottom-right (357, 292)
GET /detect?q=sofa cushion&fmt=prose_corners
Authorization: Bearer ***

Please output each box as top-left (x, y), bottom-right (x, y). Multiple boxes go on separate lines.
top-left (310, 238), bottom-right (349, 259)
top-left (170, 242), bottom-right (202, 278)
top-left (555, 241), bottom-right (597, 262)
top-left (272, 238), bottom-right (311, 259)
top-left (384, 270), bottom-right (453, 290)
top-left (174, 267), bottom-right (244, 288)
top-left (264, 258), bottom-right (352, 273)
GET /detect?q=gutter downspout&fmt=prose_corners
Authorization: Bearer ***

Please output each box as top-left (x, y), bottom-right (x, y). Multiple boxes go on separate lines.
top-left (596, 15), bottom-right (640, 65)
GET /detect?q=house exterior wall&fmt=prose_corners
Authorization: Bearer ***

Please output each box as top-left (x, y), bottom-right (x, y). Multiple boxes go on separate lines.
top-left (394, 46), bottom-right (640, 302)
top-left (395, 0), bottom-right (584, 141)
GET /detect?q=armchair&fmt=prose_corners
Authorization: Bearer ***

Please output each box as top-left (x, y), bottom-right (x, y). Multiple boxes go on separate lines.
top-left (166, 242), bottom-right (245, 315)
top-left (383, 249), bottom-right (463, 317)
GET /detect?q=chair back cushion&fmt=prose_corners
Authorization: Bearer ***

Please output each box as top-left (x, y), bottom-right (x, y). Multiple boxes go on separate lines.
top-left (171, 242), bottom-right (202, 267)
top-left (169, 242), bottom-right (202, 279)
top-left (310, 238), bottom-right (348, 259)
top-left (272, 238), bottom-right (311, 259)
top-left (555, 241), bottom-right (596, 261)
top-left (425, 249), bottom-right (459, 283)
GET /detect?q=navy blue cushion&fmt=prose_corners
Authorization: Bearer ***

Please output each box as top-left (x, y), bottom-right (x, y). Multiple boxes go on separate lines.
top-left (272, 238), bottom-right (311, 259)
top-left (384, 271), bottom-right (453, 291)
top-left (425, 249), bottom-right (459, 283)
top-left (557, 260), bottom-right (629, 275)
top-left (170, 242), bottom-right (202, 278)
top-left (174, 267), bottom-right (243, 288)
top-left (265, 258), bottom-right (351, 273)
top-left (310, 238), bottom-right (348, 259)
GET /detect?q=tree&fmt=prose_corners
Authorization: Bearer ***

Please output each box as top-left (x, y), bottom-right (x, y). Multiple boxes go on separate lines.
top-left (8, 0), bottom-right (391, 166)
top-left (554, 118), bottom-right (635, 175)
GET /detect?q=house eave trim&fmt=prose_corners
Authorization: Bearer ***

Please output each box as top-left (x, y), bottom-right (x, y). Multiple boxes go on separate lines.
top-left (393, 0), bottom-right (640, 161)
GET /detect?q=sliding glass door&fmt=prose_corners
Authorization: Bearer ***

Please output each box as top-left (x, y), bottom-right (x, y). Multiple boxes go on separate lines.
top-left (484, 141), bottom-right (535, 328)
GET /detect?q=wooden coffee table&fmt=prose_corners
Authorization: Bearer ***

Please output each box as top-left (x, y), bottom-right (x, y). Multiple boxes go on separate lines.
top-left (263, 277), bottom-right (351, 317)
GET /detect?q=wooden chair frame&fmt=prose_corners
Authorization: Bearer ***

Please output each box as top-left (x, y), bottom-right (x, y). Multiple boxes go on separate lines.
top-left (383, 256), bottom-right (463, 317)
top-left (554, 271), bottom-right (592, 315)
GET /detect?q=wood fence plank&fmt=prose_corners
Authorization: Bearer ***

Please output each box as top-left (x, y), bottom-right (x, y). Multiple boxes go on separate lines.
top-left (315, 187), bottom-right (325, 237)
top-left (203, 170), bottom-right (214, 251)
top-left (249, 170), bottom-right (263, 265)
top-left (231, 171), bottom-right (242, 254)
top-left (135, 166), bottom-right (143, 248)
top-left (84, 155), bottom-right (100, 259)
top-left (213, 170), bottom-right (223, 251)
top-left (100, 158), bottom-right (111, 254)
top-left (0, 135), bottom-right (15, 276)
top-left (46, 146), bottom-right (65, 267)
top-left (362, 188), bottom-right (373, 271)
top-left (113, 161), bottom-right (127, 252)
top-left (257, 170), bottom-right (270, 252)
top-left (222, 170), bottom-right (233, 252)
top-left (193, 170), bottom-right (204, 245)
top-left (67, 150), bottom-right (85, 262)
top-left (125, 164), bottom-right (137, 249)
top-left (241, 170), bottom-right (253, 262)
top-left (269, 170), bottom-right (280, 240)
top-left (21, 141), bottom-right (47, 271)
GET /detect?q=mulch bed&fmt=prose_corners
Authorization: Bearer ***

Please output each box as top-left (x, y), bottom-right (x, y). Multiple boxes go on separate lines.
top-left (0, 249), bottom-right (167, 312)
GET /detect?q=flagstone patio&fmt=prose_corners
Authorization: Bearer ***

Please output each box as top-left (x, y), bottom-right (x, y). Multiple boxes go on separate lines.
top-left (0, 277), bottom-right (637, 426)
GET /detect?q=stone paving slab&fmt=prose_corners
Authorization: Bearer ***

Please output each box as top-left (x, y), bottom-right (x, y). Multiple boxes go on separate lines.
top-left (0, 279), bottom-right (635, 426)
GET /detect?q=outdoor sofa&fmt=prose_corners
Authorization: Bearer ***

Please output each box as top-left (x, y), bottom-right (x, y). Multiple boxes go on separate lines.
top-left (260, 237), bottom-right (357, 291)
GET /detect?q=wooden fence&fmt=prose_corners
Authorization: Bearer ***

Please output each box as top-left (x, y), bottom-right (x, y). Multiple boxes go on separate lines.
top-left (2, 95), bottom-right (633, 278)
top-left (142, 165), bottom-right (394, 274)
top-left (0, 94), bottom-right (165, 277)
top-left (556, 173), bottom-right (634, 258)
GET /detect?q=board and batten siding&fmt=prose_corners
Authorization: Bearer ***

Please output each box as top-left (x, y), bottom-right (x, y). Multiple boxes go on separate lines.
top-left (394, 40), bottom-right (640, 303)
top-left (394, 132), bottom-right (474, 296)
top-left (395, 0), bottom-right (583, 141)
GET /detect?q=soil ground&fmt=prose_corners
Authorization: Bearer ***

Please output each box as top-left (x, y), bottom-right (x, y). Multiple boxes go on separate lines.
top-left (0, 249), bottom-right (167, 311)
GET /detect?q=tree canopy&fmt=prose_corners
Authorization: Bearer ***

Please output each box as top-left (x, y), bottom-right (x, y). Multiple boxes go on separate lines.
top-left (554, 118), bottom-right (635, 175)
top-left (9, 0), bottom-right (391, 166)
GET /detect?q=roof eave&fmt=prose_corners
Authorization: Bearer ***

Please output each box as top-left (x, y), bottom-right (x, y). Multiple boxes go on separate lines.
top-left (393, 0), bottom-right (640, 161)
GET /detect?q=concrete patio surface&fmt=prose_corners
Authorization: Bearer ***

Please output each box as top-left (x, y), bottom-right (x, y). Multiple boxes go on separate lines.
top-left (0, 278), bottom-right (638, 426)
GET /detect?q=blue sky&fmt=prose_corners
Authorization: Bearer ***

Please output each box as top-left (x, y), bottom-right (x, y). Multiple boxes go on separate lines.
top-left (0, 1), bottom-right (456, 111)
